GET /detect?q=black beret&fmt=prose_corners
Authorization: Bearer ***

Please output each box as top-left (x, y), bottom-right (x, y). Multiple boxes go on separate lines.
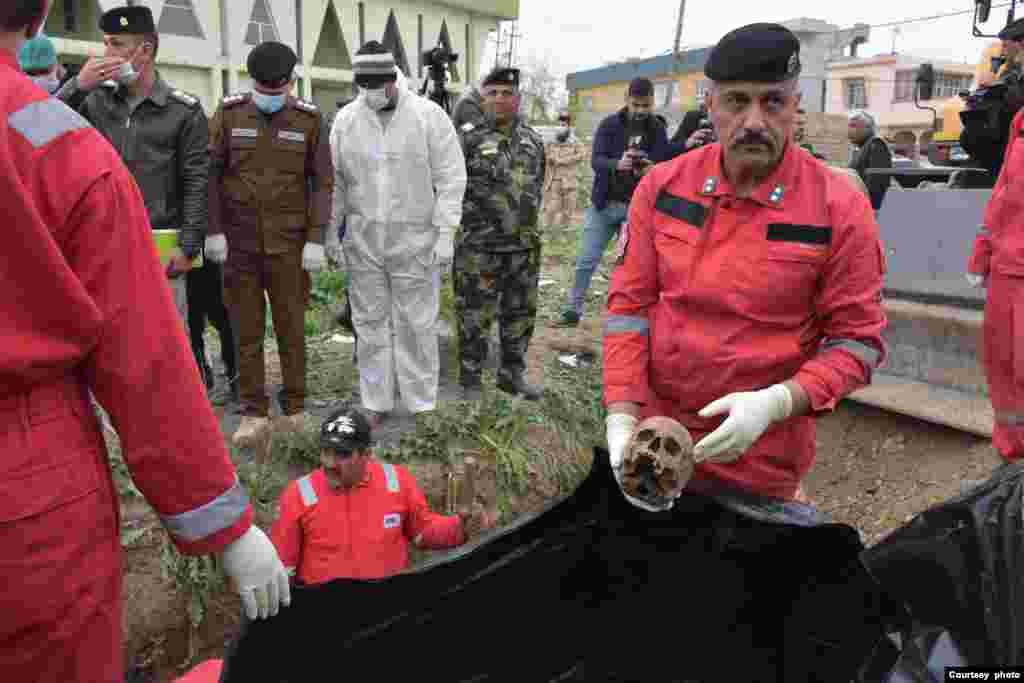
top-left (320, 408), bottom-right (372, 453)
top-left (999, 17), bottom-right (1024, 42)
top-left (628, 77), bottom-right (654, 97)
top-left (247, 41), bottom-right (298, 86)
top-left (482, 67), bottom-right (519, 88)
top-left (100, 7), bottom-right (156, 35)
top-left (704, 23), bottom-right (802, 83)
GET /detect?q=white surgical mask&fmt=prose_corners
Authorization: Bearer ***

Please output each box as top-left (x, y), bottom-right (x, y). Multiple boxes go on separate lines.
top-left (116, 61), bottom-right (139, 85)
top-left (361, 87), bottom-right (389, 111)
top-left (253, 92), bottom-right (287, 114)
top-left (31, 75), bottom-right (60, 94)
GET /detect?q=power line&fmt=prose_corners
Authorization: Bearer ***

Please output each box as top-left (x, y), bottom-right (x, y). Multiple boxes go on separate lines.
top-left (861, 2), bottom-right (1014, 30)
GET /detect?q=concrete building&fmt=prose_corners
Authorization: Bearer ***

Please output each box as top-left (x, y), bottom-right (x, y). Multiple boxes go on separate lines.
top-left (825, 54), bottom-right (974, 158)
top-left (44, 0), bottom-right (518, 116)
top-left (565, 17), bottom-right (870, 138)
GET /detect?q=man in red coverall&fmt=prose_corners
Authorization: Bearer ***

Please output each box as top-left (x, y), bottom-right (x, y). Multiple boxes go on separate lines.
top-left (272, 407), bottom-right (493, 583)
top-left (0, 3), bottom-right (290, 681)
top-left (603, 22), bottom-right (887, 512)
top-left (968, 104), bottom-right (1024, 462)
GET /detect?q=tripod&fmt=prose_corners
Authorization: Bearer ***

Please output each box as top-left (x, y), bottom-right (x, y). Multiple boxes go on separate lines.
top-left (419, 65), bottom-right (453, 116)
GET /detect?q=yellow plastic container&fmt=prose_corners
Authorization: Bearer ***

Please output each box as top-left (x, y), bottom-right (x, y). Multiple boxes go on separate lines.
top-left (153, 229), bottom-right (203, 268)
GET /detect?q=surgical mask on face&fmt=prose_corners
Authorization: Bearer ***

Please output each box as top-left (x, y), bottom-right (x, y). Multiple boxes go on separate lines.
top-left (31, 75), bottom-right (60, 94)
top-left (361, 87), bottom-right (389, 111)
top-left (116, 61), bottom-right (139, 85)
top-left (253, 91), bottom-right (287, 114)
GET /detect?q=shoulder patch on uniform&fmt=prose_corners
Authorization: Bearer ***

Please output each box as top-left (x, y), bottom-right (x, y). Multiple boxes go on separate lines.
top-left (293, 99), bottom-right (318, 114)
top-left (222, 92), bottom-right (249, 107)
top-left (9, 98), bottom-right (90, 149)
top-left (170, 90), bottom-right (199, 108)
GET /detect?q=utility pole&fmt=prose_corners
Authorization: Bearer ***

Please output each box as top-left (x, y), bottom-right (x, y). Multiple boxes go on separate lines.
top-left (673, 0), bottom-right (686, 71)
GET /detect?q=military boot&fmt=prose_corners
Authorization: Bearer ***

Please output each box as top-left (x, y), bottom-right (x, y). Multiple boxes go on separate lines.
top-left (496, 370), bottom-right (543, 401)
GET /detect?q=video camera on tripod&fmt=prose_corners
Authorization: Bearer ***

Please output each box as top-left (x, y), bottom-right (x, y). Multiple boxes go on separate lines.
top-left (419, 44), bottom-right (459, 115)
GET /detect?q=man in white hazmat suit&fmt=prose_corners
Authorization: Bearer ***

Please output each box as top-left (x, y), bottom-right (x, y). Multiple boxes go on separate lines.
top-left (327, 41), bottom-right (467, 428)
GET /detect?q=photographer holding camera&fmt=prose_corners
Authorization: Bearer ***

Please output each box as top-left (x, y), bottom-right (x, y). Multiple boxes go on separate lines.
top-left (670, 100), bottom-right (717, 153)
top-left (960, 19), bottom-right (1024, 180)
top-left (557, 77), bottom-right (671, 326)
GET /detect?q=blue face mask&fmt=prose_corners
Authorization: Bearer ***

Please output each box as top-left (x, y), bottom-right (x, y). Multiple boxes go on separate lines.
top-left (253, 91), bottom-right (287, 114)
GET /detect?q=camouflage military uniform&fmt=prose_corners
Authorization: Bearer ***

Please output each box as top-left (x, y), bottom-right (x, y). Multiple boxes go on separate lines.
top-left (542, 137), bottom-right (585, 228)
top-left (455, 116), bottom-right (546, 388)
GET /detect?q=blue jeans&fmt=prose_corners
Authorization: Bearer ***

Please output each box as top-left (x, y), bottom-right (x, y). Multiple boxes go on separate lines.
top-left (565, 203), bottom-right (629, 313)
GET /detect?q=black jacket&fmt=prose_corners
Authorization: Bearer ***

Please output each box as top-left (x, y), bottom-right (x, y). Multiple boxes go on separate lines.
top-left (590, 108), bottom-right (671, 210)
top-left (57, 72), bottom-right (209, 259)
top-left (849, 136), bottom-right (893, 211)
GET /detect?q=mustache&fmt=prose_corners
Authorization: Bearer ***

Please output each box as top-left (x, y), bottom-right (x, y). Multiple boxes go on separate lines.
top-left (733, 131), bottom-right (773, 147)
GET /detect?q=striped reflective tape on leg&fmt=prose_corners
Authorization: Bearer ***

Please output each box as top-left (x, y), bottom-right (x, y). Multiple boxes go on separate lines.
top-left (381, 463), bottom-right (400, 493)
top-left (821, 338), bottom-right (882, 368)
top-left (162, 477), bottom-right (250, 543)
top-left (297, 474), bottom-right (319, 507)
top-left (603, 315), bottom-right (649, 336)
top-left (9, 98), bottom-right (90, 148)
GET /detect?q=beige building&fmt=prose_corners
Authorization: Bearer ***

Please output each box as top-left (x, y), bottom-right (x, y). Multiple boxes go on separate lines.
top-left (825, 53), bottom-right (974, 158)
top-left (44, 0), bottom-right (517, 115)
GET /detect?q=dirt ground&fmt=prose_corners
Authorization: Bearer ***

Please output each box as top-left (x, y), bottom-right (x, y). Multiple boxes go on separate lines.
top-left (119, 244), bottom-right (1005, 681)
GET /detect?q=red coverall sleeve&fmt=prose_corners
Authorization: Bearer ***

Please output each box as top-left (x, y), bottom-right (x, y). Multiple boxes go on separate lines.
top-left (401, 469), bottom-right (464, 549)
top-left (270, 483), bottom-right (304, 573)
top-left (66, 163), bottom-right (252, 555)
top-left (793, 188), bottom-right (888, 412)
top-left (971, 110), bottom-right (1022, 274)
top-left (602, 172), bottom-right (661, 406)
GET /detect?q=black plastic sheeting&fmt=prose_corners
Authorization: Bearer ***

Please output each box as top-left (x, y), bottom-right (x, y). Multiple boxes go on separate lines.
top-left (219, 449), bottom-right (894, 682)
top-left (859, 461), bottom-right (1024, 680)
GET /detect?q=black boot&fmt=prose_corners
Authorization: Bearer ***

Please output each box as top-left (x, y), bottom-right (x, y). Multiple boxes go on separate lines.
top-left (496, 370), bottom-right (543, 401)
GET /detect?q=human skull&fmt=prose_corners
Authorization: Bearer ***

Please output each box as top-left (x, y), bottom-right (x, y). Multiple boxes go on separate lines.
top-left (621, 417), bottom-right (694, 503)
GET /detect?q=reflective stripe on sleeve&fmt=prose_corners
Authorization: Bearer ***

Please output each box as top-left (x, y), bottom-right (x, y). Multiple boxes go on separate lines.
top-left (381, 463), bottom-right (400, 493)
top-left (161, 476), bottom-right (250, 543)
top-left (9, 98), bottom-right (90, 148)
top-left (297, 474), bottom-right (319, 507)
top-left (821, 338), bottom-right (882, 368)
top-left (603, 315), bottom-right (649, 336)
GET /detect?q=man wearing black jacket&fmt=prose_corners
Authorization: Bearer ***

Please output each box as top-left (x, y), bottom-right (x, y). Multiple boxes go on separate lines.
top-left (848, 109), bottom-right (892, 215)
top-left (670, 101), bottom-right (715, 152)
top-left (557, 77), bottom-right (671, 326)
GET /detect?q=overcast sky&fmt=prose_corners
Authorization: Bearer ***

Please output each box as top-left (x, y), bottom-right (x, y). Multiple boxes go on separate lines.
top-left (484, 0), bottom-right (1014, 83)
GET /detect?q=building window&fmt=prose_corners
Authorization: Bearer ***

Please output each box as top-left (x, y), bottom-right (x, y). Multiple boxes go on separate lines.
top-left (893, 70), bottom-right (915, 103)
top-left (245, 0), bottom-right (279, 46)
top-left (933, 72), bottom-right (973, 99)
top-left (652, 80), bottom-right (677, 109)
top-left (582, 96), bottom-right (594, 112)
top-left (845, 78), bottom-right (867, 109)
top-left (158, 0), bottom-right (205, 39)
top-left (695, 79), bottom-right (709, 100)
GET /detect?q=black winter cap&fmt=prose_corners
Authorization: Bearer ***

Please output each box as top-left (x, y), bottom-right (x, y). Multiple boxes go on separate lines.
top-left (100, 7), bottom-right (156, 35)
top-left (320, 408), bottom-right (372, 454)
top-left (482, 66), bottom-right (520, 88)
top-left (627, 77), bottom-right (654, 97)
top-left (704, 23), bottom-right (802, 83)
top-left (247, 41), bottom-right (298, 86)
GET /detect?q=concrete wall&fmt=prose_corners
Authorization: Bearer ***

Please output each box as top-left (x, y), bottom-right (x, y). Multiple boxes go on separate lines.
top-left (46, 0), bottom-right (505, 115)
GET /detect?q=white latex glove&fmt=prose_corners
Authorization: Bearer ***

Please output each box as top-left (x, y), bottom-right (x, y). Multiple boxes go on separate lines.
top-left (693, 384), bottom-right (793, 464)
top-left (434, 229), bottom-right (455, 265)
top-left (965, 272), bottom-right (986, 288)
top-left (302, 242), bottom-right (327, 273)
top-left (606, 413), bottom-right (675, 512)
top-left (205, 234), bottom-right (228, 264)
top-left (220, 526), bottom-right (291, 621)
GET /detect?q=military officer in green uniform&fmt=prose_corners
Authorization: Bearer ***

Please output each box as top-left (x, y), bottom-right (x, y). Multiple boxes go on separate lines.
top-left (454, 67), bottom-right (547, 401)
top-left (56, 6), bottom-right (207, 330)
top-left (206, 41), bottom-right (335, 447)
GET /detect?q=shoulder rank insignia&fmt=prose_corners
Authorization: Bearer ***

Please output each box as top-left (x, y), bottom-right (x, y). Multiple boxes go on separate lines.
top-left (769, 184), bottom-right (785, 203)
top-left (293, 99), bottom-right (318, 114)
top-left (170, 90), bottom-right (199, 108)
top-left (223, 92), bottom-right (249, 107)
top-left (701, 176), bottom-right (718, 194)
top-left (461, 122), bottom-right (476, 133)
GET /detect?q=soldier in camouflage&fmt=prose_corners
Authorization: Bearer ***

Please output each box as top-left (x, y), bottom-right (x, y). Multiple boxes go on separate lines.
top-left (455, 66), bottom-right (547, 401)
top-left (542, 112), bottom-right (586, 229)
